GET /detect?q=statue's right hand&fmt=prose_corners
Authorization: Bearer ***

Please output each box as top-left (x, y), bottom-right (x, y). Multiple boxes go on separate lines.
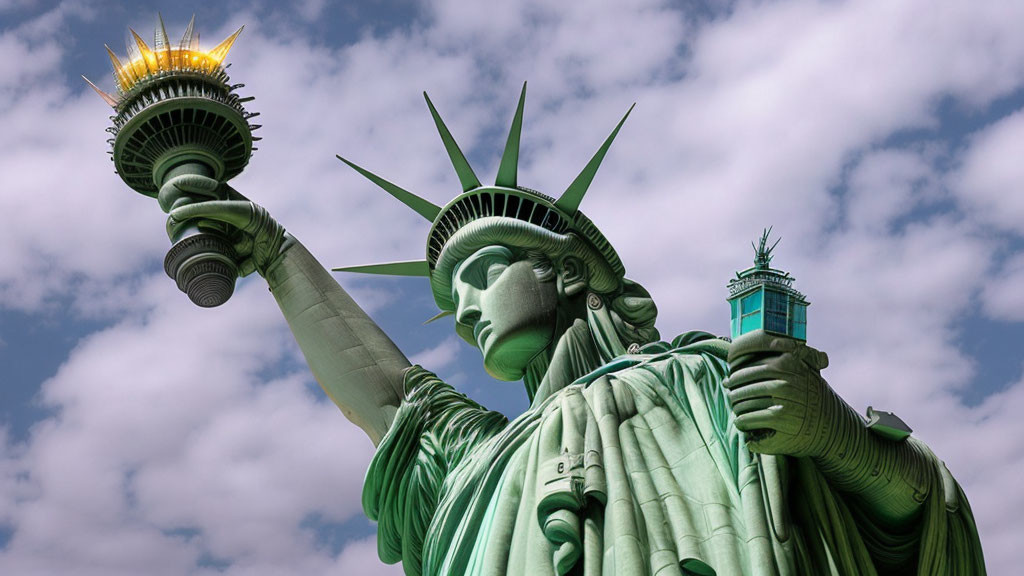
top-left (160, 173), bottom-right (287, 277)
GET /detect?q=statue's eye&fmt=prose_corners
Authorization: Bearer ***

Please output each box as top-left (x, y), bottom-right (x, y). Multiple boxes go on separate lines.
top-left (486, 262), bottom-right (507, 287)
top-left (454, 256), bottom-right (494, 291)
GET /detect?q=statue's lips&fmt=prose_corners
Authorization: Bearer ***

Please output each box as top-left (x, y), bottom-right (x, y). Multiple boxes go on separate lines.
top-left (474, 321), bottom-right (492, 348)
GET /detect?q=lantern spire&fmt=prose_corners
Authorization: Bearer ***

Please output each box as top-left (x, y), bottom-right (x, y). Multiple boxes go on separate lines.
top-left (753, 227), bottom-right (781, 269)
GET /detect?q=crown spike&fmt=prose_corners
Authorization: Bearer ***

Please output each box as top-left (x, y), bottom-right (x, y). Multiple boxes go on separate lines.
top-left (423, 310), bottom-right (454, 325)
top-left (208, 25), bottom-right (244, 63)
top-left (337, 155), bottom-right (441, 222)
top-left (555, 103), bottom-right (635, 215)
top-left (332, 260), bottom-right (431, 277)
top-left (424, 92), bottom-right (481, 192)
top-left (179, 14), bottom-right (196, 50)
top-left (82, 75), bottom-right (120, 107)
top-left (495, 82), bottom-right (527, 188)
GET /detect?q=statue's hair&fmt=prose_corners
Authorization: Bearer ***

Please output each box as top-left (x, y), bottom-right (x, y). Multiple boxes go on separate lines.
top-left (524, 250), bottom-right (660, 357)
top-left (524, 250), bottom-right (557, 283)
top-left (606, 279), bottom-right (660, 348)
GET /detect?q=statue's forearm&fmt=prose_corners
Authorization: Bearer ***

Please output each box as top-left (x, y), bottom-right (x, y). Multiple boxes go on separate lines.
top-left (811, 391), bottom-right (929, 527)
top-left (263, 234), bottom-right (409, 445)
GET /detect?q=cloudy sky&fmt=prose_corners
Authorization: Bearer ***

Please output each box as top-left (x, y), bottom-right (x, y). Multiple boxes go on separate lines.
top-left (1, 0), bottom-right (1023, 573)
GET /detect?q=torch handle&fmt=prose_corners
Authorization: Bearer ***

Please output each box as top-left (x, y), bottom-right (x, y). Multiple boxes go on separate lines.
top-left (161, 162), bottom-right (232, 240)
top-left (160, 161), bottom-right (239, 308)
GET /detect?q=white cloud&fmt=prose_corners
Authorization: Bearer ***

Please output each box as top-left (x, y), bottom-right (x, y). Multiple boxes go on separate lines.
top-left (982, 252), bottom-right (1024, 321)
top-left (0, 279), bottom-right (378, 575)
top-left (297, 0), bottom-right (328, 23)
top-left (409, 335), bottom-right (461, 371)
top-left (3, 0), bottom-right (1024, 574)
top-left (843, 148), bottom-right (940, 234)
top-left (954, 107), bottom-right (1024, 236)
top-left (332, 536), bottom-right (405, 576)
top-left (0, 4), bottom-right (165, 311)
top-left (0, 0), bottom-right (32, 13)
top-left (928, 375), bottom-right (1024, 574)
top-left (0, 28), bottom-right (60, 87)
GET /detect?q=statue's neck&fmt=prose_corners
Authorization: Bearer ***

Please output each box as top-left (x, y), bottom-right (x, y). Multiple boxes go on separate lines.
top-left (524, 319), bottom-right (603, 406)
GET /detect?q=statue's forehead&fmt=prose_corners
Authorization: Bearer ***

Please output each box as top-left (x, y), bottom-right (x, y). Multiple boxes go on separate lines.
top-left (452, 246), bottom-right (516, 280)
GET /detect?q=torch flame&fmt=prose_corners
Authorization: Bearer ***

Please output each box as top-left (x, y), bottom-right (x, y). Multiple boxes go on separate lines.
top-left (84, 15), bottom-right (243, 108)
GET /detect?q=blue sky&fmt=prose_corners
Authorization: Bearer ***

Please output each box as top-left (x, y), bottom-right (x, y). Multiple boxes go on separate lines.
top-left (2, 0), bottom-right (1023, 573)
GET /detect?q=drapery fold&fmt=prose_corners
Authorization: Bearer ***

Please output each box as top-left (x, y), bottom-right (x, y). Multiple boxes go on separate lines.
top-left (364, 336), bottom-right (985, 575)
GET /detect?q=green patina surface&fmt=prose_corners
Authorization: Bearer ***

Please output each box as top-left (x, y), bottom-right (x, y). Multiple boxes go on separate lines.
top-left (365, 335), bottom-right (983, 576)
top-left (95, 22), bottom-right (987, 573)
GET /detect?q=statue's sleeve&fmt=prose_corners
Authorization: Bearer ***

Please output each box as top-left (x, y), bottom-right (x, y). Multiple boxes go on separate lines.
top-left (666, 334), bottom-right (986, 574)
top-left (790, 435), bottom-right (986, 575)
top-left (361, 365), bottom-right (507, 572)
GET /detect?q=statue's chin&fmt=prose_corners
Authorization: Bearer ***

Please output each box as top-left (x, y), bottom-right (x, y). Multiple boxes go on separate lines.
top-left (480, 326), bottom-right (554, 382)
top-left (481, 339), bottom-right (541, 382)
top-left (482, 351), bottom-right (527, 381)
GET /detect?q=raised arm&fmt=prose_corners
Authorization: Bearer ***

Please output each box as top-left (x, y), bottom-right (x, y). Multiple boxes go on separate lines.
top-left (264, 236), bottom-right (408, 444)
top-left (162, 173), bottom-right (408, 445)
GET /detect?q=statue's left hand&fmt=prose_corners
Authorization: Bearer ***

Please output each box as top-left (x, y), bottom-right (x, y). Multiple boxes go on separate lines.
top-left (160, 173), bottom-right (287, 278)
top-left (724, 330), bottom-right (836, 457)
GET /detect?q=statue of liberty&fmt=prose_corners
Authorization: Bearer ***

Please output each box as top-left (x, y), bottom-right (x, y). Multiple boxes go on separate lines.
top-left (148, 81), bottom-right (984, 575)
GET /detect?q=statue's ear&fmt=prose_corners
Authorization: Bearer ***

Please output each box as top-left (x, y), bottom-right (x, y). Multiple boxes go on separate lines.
top-left (558, 256), bottom-right (588, 297)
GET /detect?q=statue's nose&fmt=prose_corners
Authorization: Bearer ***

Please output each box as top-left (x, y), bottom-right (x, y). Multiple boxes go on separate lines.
top-left (455, 287), bottom-right (482, 328)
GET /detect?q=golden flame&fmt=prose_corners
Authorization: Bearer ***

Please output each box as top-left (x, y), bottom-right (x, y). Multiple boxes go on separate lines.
top-left (117, 24), bottom-right (242, 93)
top-left (85, 16), bottom-right (243, 106)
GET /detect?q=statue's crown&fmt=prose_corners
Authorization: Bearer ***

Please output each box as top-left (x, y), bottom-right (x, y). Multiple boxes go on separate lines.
top-left (334, 84), bottom-right (632, 315)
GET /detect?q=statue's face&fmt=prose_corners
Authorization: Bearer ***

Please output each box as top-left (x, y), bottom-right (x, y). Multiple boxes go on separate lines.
top-left (452, 245), bottom-right (559, 381)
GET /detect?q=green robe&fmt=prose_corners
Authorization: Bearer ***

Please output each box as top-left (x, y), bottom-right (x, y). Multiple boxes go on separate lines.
top-left (363, 334), bottom-right (985, 575)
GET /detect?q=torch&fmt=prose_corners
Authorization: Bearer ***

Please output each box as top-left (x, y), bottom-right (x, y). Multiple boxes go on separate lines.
top-left (85, 15), bottom-right (259, 307)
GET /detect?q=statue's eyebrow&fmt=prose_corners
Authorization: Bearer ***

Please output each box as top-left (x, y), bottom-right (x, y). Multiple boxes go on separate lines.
top-left (451, 250), bottom-right (511, 304)
top-left (455, 253), bottom-right (492, 290)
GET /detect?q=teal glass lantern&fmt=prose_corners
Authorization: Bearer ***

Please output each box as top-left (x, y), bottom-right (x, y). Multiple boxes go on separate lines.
top-left (727, 229), bottom-right (809, 341)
